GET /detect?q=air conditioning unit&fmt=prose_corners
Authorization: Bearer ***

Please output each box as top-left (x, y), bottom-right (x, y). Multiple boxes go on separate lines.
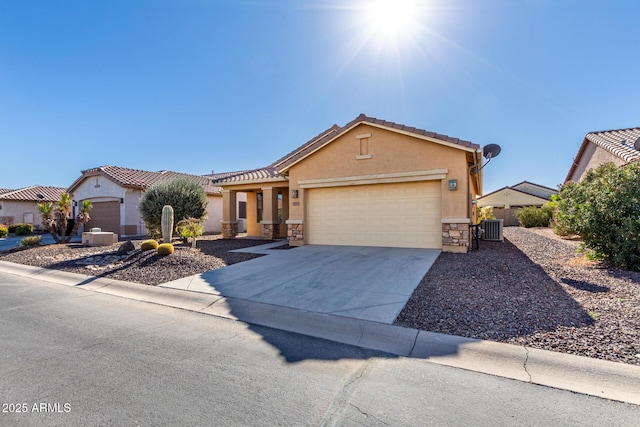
top-left (481, 219), bottom-right (503, 241)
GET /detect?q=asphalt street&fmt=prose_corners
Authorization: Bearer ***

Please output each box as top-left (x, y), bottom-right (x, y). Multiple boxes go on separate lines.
top-left (1, 272), bottom-right (639, 426)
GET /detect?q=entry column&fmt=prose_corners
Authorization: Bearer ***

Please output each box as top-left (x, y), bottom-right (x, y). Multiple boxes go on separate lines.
top-left (260, 187), bottom-right (280, 239)
top-left (221, 190), bottom-right (238, 238)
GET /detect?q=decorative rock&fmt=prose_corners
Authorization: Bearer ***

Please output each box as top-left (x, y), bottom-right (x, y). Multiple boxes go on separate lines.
top-left (117, 240), bottom-right (135, 254)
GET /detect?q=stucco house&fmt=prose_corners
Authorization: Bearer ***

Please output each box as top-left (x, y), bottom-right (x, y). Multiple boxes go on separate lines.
top-left (67, 165), bottom-right (246, 237)
top-left (477, 181), bottom-right (557, 226)
top-left (0, 186), bottom-right (66, 229)
top-left (213, 114), bottom-right (484, 252)
top-left (566, 127), bottom-right (640, 182)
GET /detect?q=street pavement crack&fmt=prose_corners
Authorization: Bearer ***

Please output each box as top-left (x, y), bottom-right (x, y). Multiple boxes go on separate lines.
top-left (319, 359), bottom-right (376, 426)
top-left (348, 403), bottom-right (391, 426)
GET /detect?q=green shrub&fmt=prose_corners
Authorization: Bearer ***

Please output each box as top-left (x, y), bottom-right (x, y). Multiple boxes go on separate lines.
top-left (0, 225), bottom-right (8, 238)
top-left (477, 205), bottom-right (496, 223)
top-left (15, 223), bottom-right (33, 236)
top-left (555, 162), bottom-right (640, 270)
top-left (19, 235), bottom-right (42, 246)
top-left (176, 217), bottom-right (204, 249)
top-left (140, 239), bottom-right (160, 251)
top-left (157, 243), bottom-right (175, 256)
top-left (8, 223), bottom-right (33, 235)
top-left (139, 178), bottom-right (208, 239)
top-left (515, 205), bottom-right (553, 228)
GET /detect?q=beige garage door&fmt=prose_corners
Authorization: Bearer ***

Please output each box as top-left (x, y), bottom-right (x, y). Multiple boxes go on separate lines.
top-left (307, 181), bottom-right (441, 248)
top-left (85, 201), bottom-right (120, 233)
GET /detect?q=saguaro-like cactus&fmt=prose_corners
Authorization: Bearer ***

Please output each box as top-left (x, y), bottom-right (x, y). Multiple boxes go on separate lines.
top-left (161, 205), bottom-right (174, 243)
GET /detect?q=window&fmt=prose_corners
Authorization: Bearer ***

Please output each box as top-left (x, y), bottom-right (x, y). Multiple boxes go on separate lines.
top-left (238, 201), bottom-right (247, 219)
top-left (256, 193), bottom-right (263, 222)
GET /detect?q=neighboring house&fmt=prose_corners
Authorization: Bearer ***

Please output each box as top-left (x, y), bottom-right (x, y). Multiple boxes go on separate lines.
top-left (67, 166), bottom-right (246, 237)
top-left (213, 114), bottom-right (483, 252)
top-left (0, 186), bottom-right (66, 229)
top-left (477, 181), bottom-right (557, 226)
top-left (565, 127), bottom-right (640, 183)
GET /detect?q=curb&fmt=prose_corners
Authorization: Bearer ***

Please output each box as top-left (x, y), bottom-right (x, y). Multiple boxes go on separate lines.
top-left (1, 260), bottom-right (639, 406)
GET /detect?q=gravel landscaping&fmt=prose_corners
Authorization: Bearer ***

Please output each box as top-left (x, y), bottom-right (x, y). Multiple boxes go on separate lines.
top-left (395, 227), bottom-right (640, 366)
top-left (1, 228), bottom-right (638, 366)
top-left (0, 235), bottom-right (272, 285)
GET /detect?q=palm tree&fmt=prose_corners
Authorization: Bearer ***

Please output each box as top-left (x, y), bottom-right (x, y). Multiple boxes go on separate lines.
top-left (38, 201), bottom-right (60, 243)
top-left (67, 200), bottom-right (92, 242)
top-left (55, 193), bottom-right (72, 242)
top-left (37, 194), bottom-right (93, 244)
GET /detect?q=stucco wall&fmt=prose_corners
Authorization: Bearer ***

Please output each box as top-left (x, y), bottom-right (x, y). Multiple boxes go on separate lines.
top-left (71, 175), bottom-right (127, 234)
top-left (70, 174), bottom-right (242, 236)
top-left (0, 201), bottom-right (41, 228)
top-left (478, 189), bottom-right (547, 209)
top-left (286, 124), bottom-right (473, 223)
top-left (570, 143), bottom-right (626, 182)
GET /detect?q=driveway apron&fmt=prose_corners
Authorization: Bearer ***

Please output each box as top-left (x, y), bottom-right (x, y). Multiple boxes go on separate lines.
top-left (162, 244), bottom-right (440, 324)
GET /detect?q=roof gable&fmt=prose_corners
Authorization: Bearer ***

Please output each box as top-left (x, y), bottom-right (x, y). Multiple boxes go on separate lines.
top-left (566, 127), bottom-right (640, 182)
top-left (511, 181), bottom-right (557, 199)
top-left (212, 114), bottom-right (480, 186)
top-left (68, 165), bottom-right (222, 195)
top-left (276, 114), bottom-right (480, 173)
top-left (478, 186), bottom-right (550, 205)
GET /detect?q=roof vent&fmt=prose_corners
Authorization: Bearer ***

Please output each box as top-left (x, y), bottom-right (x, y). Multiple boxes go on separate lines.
top-left (621, 139), bottom-right (628, 145)
top-left (634, 137), bottom-right (640, 151)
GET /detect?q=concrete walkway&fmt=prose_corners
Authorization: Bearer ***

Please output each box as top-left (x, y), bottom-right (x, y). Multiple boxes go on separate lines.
top-left (161, 244), bottom-right (440, 323)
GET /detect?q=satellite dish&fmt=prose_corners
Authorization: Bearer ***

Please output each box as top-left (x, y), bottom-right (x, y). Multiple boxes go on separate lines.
top-left (483, 144), bottom-right (502, 160)
top-left (634, 137), bottom-right (640, 151)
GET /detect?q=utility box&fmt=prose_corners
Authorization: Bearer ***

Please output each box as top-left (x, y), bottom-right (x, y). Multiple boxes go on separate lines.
top-left (83, 232), bottom-right (118, 246)
top-left (481, 219), bottom-right (504, 242)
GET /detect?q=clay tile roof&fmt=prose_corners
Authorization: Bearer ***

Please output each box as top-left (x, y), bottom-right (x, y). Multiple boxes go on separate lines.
top-left (69, 165), bottom-right (222, 195)
top-left (585, 127), bottom-right (640, 164)
top-left (0, 186), bottom-right (66, 202)
top-left (565, 127), bottom-right (640, 183)
top-left (270, 124), bottom-right (342, 169)
top-left (210, 167), bottom-right (287, 184)
top-left (205, 170), bottom-right (254, 180)
top-left (0, 188), bottom-right (13, 195)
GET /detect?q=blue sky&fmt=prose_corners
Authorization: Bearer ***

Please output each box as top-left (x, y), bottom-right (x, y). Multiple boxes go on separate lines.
top-left (1, 0), bottom-right (638, 193)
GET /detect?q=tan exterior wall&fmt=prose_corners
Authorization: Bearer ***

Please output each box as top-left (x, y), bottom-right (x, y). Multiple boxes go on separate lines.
top-left (570, 142), bottom-right (626, 182)
top-left (287, 124), bottom-right (473, 224)
top-left (245, 192), bottom-right (261, 236)
top-left (218, 123), bottom-right (478, 251)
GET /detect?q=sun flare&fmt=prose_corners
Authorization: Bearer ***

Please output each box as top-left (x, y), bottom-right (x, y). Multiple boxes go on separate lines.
top-left (367, 0), bottom-right (420, 40)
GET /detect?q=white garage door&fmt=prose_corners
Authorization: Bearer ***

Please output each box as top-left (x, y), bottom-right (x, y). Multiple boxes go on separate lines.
top-left (307, 181), bottom-right (441, 248)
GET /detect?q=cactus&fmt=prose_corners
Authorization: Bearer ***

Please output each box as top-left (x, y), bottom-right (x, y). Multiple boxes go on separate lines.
top-left (161, 205), bottom-right (174, 243)
top-left (157, 243), bottom-right (175, 256)
top-left (140, 239), bottom-right (159, 251)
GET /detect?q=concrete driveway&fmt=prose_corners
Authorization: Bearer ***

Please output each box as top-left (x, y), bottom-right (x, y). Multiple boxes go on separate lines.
top-left (162, 244), bottom-right (440, 324)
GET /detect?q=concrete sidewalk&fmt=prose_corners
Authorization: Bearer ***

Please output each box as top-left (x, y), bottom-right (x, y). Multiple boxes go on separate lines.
top-left (1, 259), bottom-right (638, 406)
